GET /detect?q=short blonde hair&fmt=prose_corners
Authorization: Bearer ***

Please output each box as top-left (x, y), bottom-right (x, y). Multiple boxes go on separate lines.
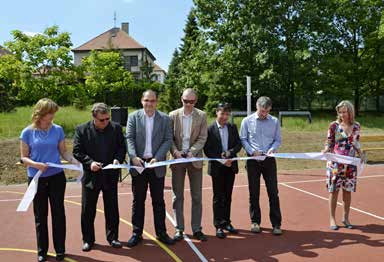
top-left (336, 100), bottom-right (355, 124)
top-left (31, 98), bottom-right (59, 128)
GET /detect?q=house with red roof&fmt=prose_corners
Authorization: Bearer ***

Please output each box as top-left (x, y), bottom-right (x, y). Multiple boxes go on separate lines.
top-left (72, 22), bottom-right (166, 83)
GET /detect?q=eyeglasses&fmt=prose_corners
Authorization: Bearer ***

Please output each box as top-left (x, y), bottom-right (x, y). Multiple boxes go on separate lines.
top-left (96, 117), bottom-right (110, 122)
top-left (182, 99), bottom-right (196, 104)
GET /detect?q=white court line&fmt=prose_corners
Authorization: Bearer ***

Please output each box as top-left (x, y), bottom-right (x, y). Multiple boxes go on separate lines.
top-left (280, 183), bottom-right (384, 221)
top-left (165, 211), bottom-right (208, 262)
top-left (1, 174), bottom-right (383, 202)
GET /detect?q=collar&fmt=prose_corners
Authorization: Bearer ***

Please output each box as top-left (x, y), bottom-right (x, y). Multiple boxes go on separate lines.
top-left (255, 112), bottom-right (271, 120)
top-left (144, 110), bottom-right (155, 119)
top-left (91, 121), bottom-right (111, 132)
top-left (182, 108), bottom-right (193, 117)
top-left (216, 120), bottom-right (227, 129)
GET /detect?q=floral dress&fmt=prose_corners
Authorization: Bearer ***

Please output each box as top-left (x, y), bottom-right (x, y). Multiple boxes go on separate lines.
top-left (326, 121), bottom-right (361, 192)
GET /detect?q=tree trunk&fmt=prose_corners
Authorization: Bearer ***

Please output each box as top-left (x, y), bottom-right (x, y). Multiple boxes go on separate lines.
top-left (354, 87), bottom-right (360, 116)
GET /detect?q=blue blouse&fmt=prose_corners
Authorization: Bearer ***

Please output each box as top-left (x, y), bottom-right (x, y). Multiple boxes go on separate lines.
top-left (20, 124), bottom-right (65, 177)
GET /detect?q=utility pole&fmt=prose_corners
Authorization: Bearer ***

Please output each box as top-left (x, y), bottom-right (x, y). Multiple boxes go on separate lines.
top-left (246, 76), bottom-right (251, 116)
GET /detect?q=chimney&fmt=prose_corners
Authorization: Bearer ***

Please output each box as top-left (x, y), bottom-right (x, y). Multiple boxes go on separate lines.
top-left (121, 22), bottom-right (129, 35)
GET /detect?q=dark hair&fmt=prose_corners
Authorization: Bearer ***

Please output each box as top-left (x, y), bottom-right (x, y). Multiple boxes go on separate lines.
top-left (91, 102), bottom-right (109, 117)
top-left (216, 102), bottom-right (232, 112)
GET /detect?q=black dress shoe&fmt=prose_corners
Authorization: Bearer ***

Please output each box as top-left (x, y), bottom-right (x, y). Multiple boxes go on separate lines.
top-left (216, 228), bottom-right (226, 239)
top-left (157, 232), bottom-right (175, 245)
top-left (38, 255), bottom-right (47, 262)
top-left (109, 239), bottom-right (123, 248)
top-left (224, 224), bottom-right (239, 234)
top-left (82, 242), bottom-right (93, 252)
top-left (174, 230), bottom-right (184, 241)
top-left (127, 234), bottom-right (143, 247)
top-left (55, 253), bottom-right (65, 261)
top-left (193, 231), bottom-right (207, 241)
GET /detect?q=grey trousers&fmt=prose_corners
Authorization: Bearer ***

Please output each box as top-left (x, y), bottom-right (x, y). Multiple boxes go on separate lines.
top-left (171, 162), bottom-right (203, 233)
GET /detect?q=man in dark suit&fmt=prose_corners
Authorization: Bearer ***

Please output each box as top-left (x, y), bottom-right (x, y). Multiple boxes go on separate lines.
top-left (126, 90), bottom-right (174, 247)
top-left (73, 103), bottom-right (126, 251)
top-left (204, 103), bottom-right (242, 238)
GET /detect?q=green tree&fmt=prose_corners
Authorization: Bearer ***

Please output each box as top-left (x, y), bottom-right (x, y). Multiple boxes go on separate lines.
top-left (158, 49), bottom-right (183, 112)
top-left (0, 54), bottom-right (24, 111)
top-left (4, 26), bottom-right (80, 105)
top-left (322, 0), bottom-right (384, 114)
top-left (82, 50), bottom-right (135, 106)
top-left (177, 8), bottom-right (213, 109)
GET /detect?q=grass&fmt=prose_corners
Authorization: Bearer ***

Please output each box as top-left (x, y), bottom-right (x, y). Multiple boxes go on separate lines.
top-left (0, 106), bottom-right (91, 139)
top-left (0, 107), bottom-right (383, 184)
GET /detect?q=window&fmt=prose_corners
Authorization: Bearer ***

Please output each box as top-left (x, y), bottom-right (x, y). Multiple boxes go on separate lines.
top-left (122, 55), bottom-right (139, 70)
top-left (130, 56), bottom-right (138, 66)
top-left (151, 74), bottom-right (159, 81)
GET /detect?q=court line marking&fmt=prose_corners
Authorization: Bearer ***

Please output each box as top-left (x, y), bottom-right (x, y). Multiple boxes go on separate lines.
top-left (64, 199), bottom-right (182, 262)
top-left (1, 174), bottom-right (383, 202)
top-left (2, 175), bottom-right (384, 260)
top-left (280, 183), bottom-right (384, 221)
top-left (3, 191), bottom-right (182, 262)
top-left (0, 248), bottom-right (77, 262)
top-left (165, 211), bottom-right (208, 262)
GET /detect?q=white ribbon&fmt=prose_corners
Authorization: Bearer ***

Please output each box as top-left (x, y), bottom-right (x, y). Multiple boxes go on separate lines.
top-left (103, 163), bottom-right (145, 174)
top-left (16, 152), bottom-right (363, 212)
top-left (101, 152), bottom-right (363, 174)
top-left (16, 163), bottom-right (83, 212)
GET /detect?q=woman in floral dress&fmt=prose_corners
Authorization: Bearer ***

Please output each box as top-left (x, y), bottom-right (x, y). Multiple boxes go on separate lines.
top-left (322, 100), bottom-right (363, 230)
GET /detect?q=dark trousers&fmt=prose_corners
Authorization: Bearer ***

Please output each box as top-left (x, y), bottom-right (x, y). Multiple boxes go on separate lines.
top-left (131, 168), bottom-right (166, 236)
top-left (246, 157), bottom-right (282, 227)
top-left (29, 172), bottom-right (66, 257)
top-left (81, 175), bottom-right (119, 243)
top-left (211, 166), bottom-right (236, 228)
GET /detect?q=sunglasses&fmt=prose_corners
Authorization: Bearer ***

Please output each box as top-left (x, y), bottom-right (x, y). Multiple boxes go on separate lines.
top-left (182, 99), bottom-right (196, 104)
top-left (96, 117), bottom-right (110, 122)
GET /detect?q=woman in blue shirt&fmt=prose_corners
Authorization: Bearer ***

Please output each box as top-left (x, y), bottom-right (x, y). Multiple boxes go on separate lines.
top-left (20, 98), bottom-right (79, 262)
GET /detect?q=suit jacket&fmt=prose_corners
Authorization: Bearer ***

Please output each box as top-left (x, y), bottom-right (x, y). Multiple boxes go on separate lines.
top-left (169, 107), bottom-right (208, 169)
top-left (126, 109), bottom-right (172, 177)
top-left (73, 121), bottom-right (126, 190)
top-left (204, 121), bottom-right (242, 176)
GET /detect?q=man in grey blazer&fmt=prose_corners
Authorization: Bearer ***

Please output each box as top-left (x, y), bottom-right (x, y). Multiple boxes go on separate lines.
top-left (169, 88), bottom-right (208, 241)
top-left (126, 90), bottom-right (175, 247)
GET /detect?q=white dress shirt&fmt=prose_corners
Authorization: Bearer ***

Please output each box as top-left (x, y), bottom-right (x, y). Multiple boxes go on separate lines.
top-left (216, 121), bottom-right (229, 152)
top-left (143, 112), bottom-right (155, 158)
top-left (181, 110), bottom-right (193, 151)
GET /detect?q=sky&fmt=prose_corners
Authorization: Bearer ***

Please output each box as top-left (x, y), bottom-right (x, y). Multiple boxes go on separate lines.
top-left (1, 0), bottom-right (194, 71)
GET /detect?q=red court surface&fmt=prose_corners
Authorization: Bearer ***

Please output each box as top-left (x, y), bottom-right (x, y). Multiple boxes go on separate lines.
top-left (0, 165), bottom-right (383, 261)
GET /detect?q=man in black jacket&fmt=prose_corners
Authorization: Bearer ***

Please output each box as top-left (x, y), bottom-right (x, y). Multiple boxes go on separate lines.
top-left (73, 103), bottom-right (126, 251)
top-left (204, 103), bottom-right (242, 238)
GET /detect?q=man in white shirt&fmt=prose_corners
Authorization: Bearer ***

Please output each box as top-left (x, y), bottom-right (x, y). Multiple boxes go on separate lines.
top-left (126, 90), bottom-right (174, 247)
top-left (169, 88), bottom-right (208, 241)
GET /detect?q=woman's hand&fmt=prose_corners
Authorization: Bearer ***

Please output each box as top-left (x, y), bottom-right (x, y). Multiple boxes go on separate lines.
top-left (34, 162), bottom-right (48, 172)
top-left (360, 151), bottom-right (367, 164)
top-left (321, 147), bottom-right (330, 154)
